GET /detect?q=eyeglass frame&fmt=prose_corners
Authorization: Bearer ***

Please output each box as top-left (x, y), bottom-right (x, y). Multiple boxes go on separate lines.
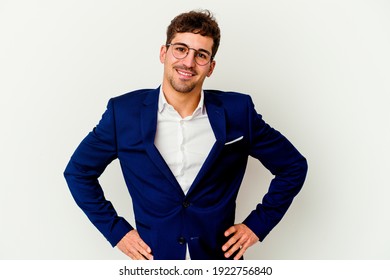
top-left (165, 43), bottom-right (214, 66)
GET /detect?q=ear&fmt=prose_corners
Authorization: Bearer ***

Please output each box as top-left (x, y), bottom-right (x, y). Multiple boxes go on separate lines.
top-left (207, 60), bottom-right (216, 77)
top-left (160, 45), bottom-right (167, 64)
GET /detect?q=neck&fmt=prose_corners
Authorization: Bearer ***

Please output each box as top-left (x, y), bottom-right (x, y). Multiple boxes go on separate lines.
top-left (162, 84), bottom-right (201, 118)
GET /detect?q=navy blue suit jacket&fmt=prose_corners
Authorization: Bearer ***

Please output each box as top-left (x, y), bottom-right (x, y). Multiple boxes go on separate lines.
top-left (64, 87), bottom-right (308, 259)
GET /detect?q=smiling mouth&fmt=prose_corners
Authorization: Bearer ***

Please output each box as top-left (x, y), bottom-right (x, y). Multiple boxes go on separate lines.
top-left (176, 69), bottom-right (196, 78)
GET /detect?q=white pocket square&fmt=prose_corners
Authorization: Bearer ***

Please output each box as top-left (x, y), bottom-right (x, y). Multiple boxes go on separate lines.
top-left (225, 136), bottom-right (244, 145)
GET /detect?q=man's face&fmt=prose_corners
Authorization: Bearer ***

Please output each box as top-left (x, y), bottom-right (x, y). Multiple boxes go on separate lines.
top-left (160, 32), bottom-right (216, 95)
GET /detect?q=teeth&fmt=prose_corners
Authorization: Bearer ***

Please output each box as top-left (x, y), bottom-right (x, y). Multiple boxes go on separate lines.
top-left (178, 70), bottom-right (193, 77)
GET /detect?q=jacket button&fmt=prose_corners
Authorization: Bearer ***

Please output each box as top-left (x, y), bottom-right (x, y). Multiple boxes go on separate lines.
top-left (182, 201), bottom-right (190, 208)
top-left (178, 237), bottom-right (186, 245)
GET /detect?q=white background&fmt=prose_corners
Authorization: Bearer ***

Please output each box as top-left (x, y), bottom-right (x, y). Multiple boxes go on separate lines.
top-left (1, 0), bottom-right (389, 260)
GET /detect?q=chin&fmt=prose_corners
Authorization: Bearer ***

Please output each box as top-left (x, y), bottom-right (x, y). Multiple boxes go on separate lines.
top-left (171, 81), bottom-right (197, 94)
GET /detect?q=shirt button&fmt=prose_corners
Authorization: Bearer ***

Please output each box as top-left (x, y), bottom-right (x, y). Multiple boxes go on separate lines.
top-left (182, 201), bottom-right (191, 208)
top-left (178, 237), bottom-right (186, 245)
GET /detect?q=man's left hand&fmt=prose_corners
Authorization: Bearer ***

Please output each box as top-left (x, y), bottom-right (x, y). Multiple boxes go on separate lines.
top-left (222, 224), bottom-right (259, 260)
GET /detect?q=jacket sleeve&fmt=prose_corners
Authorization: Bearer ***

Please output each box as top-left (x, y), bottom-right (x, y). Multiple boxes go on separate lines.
top-left (242, 96), bottom-right (308, 241)
top-left (63, 99), bottom-right (133, 247)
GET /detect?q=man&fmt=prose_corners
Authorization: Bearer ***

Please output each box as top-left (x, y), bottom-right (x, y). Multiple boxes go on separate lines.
top-left (64, 10), bottom-right (308, 260)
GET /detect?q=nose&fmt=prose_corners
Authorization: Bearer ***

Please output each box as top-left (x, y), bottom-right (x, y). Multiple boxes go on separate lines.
top-left (181, 49), bottom-right (197, 67)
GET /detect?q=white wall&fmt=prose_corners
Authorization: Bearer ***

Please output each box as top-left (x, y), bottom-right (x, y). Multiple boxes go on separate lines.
top-left (1, 0), bottom-right (389, 259)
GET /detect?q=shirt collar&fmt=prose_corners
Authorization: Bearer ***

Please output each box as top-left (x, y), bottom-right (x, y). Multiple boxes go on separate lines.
top-left (158, 86), bottom-right (206, 116)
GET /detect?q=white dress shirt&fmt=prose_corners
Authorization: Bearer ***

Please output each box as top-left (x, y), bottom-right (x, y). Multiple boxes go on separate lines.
top-left (154, 88), bottom-right (216, 260)
top-left (154, 88), bottom-right (216, 195)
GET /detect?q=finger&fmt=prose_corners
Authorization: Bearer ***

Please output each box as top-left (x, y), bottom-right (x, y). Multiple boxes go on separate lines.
top-left (138, 239), bottom-right (152, 254)
top-left (133, 233), bottom-right (153, 259)
top-left (222, 235), bottom-right (238, 252)
top-left (118, 242), bottom-right (142, 260)
top-left (129, 234), bottom-right (153, 260)
top-left (233, 245), bottom-right (246, 260)
top-left (224, 225), bottom-right (237, 237)
top-left (222, 226), bottom-right (239, 252)
top-left (136, 241), bottom-right (153, 260)
top-left (223, 228), bottom-right (250, 258)
top-left (117, 230), bottom-right (153, 260)
top-left (233, 238), bottom-right (252, 260)
top-left (127, 244), bottom-right (149, 260)
top-left (224, 237), bottom-right (243, 258)
top-left (129, 251), bottom-right (147, 260)
top-left (222, 229), bottom-right (242, 252)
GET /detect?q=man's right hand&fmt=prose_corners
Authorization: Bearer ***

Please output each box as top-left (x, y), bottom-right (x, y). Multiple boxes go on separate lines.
top-left (116, 229), bottom-right (153, 260)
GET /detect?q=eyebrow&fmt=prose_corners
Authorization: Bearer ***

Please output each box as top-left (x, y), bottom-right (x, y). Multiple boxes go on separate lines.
top-left (172, 42), bottom-right (211, 56)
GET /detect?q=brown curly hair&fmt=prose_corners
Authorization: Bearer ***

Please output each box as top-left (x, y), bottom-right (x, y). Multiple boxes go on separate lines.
top-left (166, 10), bottom-right (221, 59)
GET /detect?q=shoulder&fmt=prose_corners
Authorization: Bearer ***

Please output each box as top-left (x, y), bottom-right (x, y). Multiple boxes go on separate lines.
top-left (107, 88), bottom-right (159, 110)
top-left (111, 88), bottom-right (158, 103)
top-left (204, 89), bottom-right (253, 108)
top-left (98, 88), bottom-right (159, 119)
top-left (204, 89), bottom-right (250, 99)
top-left (205, 89), bottom-right (252, 102)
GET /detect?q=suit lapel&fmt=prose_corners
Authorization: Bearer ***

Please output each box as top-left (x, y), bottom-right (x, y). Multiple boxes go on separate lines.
top-left (187, 91), bottom-right (227, 195)
top-left (205, 92), bottom-right (226, 145)
top-left (140, 88), bottom-right (184, 196)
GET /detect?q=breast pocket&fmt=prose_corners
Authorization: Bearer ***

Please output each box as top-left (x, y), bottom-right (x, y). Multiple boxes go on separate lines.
top-left (224, 136), bottom-right (244, 146)
top-left (220, 135), bottom-right (246, 163)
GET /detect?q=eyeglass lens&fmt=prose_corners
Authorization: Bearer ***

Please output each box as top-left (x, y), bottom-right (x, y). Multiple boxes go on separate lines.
top-left (170, 44), bottom-right (211, 65)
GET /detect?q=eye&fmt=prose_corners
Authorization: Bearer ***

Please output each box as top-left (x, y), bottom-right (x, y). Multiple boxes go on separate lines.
top-left (196, 52), bottom-right (209, 60)
top-left (175, 46), bottom-right (187, 53)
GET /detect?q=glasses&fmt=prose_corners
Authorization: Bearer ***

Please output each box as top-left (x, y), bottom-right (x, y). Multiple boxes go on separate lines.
top-left (166, 43), bottom-right (213, 66)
